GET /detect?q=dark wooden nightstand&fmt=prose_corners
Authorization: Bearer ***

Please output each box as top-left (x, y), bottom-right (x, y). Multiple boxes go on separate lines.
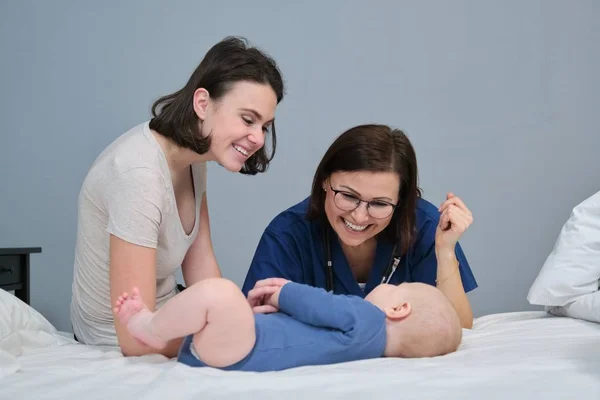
top-left (0, 247), bottom-right (42, 305)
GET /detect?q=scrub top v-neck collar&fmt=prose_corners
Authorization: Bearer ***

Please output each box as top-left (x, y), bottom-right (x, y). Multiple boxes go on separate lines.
top-left (329, 234), bottom-right (395, 297)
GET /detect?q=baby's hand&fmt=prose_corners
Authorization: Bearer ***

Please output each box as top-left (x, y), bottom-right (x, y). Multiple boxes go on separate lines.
top-left (247, 278), bottom-right (290, 313)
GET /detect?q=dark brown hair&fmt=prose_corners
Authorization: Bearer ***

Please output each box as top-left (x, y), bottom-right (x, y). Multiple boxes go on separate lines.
top-left (149, 36), bottom-right (285, 175)
top-left (307, 124), bottom-right (422, 256)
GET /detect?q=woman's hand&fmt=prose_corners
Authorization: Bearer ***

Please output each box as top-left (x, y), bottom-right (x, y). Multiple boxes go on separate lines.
top-left (434, 193), bottom-right (475, 329)
top-left (246, 278), bottom-right (290, 313)
top-left (435, 193), bottom-right (473, 254)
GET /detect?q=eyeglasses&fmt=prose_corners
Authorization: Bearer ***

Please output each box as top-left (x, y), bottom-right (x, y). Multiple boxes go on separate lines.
top-left (329, 184), bottom-right (398, 219)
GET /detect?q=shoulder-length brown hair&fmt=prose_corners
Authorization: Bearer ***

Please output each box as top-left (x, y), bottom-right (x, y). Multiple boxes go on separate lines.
top-left (149, 36), bottom-right (285, 175)
top-left (307, 124), bottom-right (422, 256)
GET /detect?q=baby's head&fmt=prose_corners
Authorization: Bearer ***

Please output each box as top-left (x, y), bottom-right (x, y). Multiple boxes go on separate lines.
top-left (365, 282), bottom-right (462, 358)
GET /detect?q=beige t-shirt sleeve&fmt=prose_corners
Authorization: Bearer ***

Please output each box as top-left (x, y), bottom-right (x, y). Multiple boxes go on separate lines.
top-left (104, 167), bottom-right (167, 248)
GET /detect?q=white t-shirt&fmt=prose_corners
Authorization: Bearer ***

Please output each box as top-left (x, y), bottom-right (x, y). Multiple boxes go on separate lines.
top-left (70, 121), bottom-right (206, 346)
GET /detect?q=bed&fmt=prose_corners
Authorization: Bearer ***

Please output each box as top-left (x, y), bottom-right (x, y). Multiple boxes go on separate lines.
top-left (2, 289), bottom-right (599, 400)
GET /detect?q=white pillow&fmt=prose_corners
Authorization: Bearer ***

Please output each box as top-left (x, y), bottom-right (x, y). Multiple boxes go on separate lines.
top-left (527, 190), bottom-right (600, 307)
top-left (0, 348), bottom-right (19, 379)
top-left (0, 289), bottom-right (71, 358)
top-left (547, 291), bottom-right (600, 323)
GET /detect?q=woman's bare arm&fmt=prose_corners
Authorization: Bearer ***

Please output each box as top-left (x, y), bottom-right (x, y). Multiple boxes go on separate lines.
top-left (435, 250), bottom-right (473, 328)
top-left (181, 193), bottom-right (222, 285)
top-left (109, 235), bottom-right (183, 357)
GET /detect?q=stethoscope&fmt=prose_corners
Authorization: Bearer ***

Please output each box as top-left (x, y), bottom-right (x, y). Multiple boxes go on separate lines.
top-left (322, 224), bottom-right (402, 293)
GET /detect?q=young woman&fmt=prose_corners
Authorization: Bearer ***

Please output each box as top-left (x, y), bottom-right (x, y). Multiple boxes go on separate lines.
top-left (70, 36), bottom-right (285, 356)
top-left (243, 124), bottom-right (477, 328)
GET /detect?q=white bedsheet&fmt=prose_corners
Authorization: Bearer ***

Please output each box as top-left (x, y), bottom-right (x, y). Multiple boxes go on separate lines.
top-left (2, 311), bottom-right (599, 400)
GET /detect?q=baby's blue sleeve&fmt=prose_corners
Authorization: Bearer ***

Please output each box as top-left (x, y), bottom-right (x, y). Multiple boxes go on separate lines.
top-left (278, 282), bottom-right (362, 336)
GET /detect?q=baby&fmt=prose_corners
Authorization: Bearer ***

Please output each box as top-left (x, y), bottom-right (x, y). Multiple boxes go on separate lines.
top-left (114, 277), bottom-right (462, 371)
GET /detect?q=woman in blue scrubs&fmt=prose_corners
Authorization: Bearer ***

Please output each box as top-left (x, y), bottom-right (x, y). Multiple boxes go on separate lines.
top-left (242, 124), bottom-right (477, 328)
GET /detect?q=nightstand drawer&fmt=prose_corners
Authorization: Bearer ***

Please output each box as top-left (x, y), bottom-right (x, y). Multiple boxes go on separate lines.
top-left (0, 255), bottom-right (22, 286)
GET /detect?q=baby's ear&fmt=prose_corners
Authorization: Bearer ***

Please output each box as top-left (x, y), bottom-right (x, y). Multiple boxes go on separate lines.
top-left (384, 302), bottom-right (411, 320)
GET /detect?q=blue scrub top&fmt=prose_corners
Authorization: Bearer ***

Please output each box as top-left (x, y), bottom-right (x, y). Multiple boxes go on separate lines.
top-left (242, 197), bottom-right (477, 297)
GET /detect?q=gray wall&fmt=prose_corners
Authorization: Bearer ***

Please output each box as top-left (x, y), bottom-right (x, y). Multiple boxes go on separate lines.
top-left (1, 0), bottom-right (599, 332)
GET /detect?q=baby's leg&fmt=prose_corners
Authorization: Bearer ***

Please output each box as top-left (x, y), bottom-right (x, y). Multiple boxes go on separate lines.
top-left (189, 279), bottom-right (257, 368)
top-left (114, 278), bottom-right (255, 367)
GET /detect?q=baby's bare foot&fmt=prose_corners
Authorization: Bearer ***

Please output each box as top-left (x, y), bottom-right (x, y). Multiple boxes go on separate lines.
top-left (113, 287), bottom-right (166, 350)
top-left (114, 288), bottom-right (144, 326)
